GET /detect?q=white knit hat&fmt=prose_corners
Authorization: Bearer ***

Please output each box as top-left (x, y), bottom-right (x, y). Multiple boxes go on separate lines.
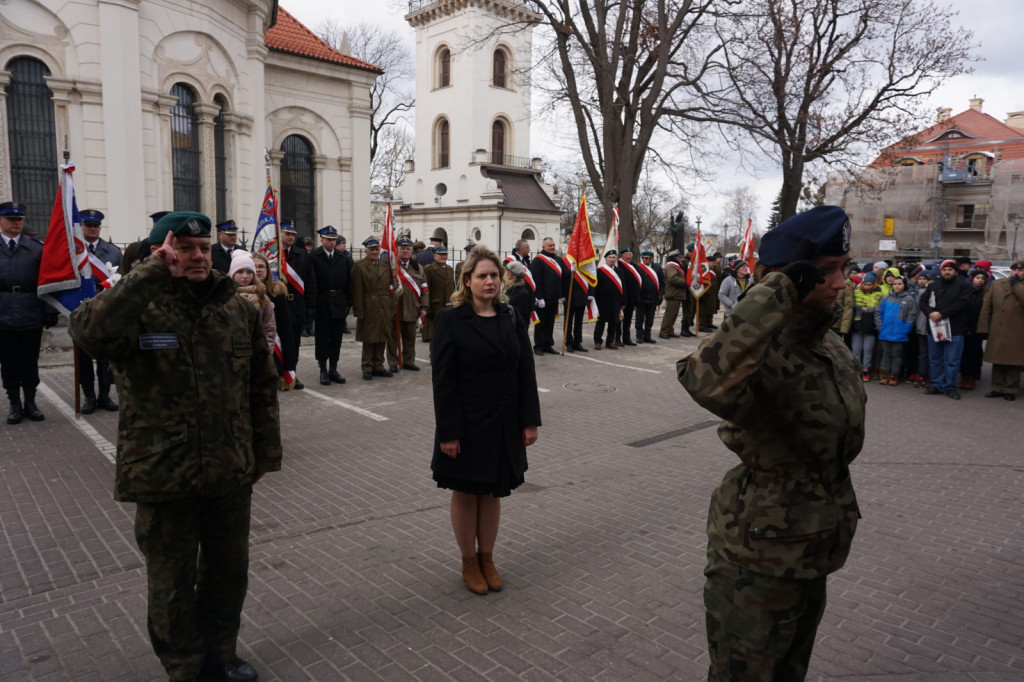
top-left (228, 249), bottom-right (256, 279)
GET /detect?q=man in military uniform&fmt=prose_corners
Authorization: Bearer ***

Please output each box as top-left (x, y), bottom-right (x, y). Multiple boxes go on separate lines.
top-left (77, 209), bottom-right (123, 413)
top-left (69, 211), bottom-right (281, 682)
top-left (618, 247), bottom-right (641, 345)
top-left (1, 201), bottom-right (57, 424)
top-left (658, 249), bottom-right (690, 339)
top-left (678, 206), bottom-right (865, 682)
top-left (422, 245), bottom-right (456, 348)
top-left (351, 238), bottom-right (395, 380)
top-left (698, 251), bottom-right (724, 333)
top-left (387, 238), bottom-right (428, 372)
top-left (529, 237), bottom-right (564, 355)
top-left (417, 235), bottom-right (443, 267)
top-left (310, 226), bottom-right (351, 385)
top-left (279, 223), bottom-right (316, 390)
top-left (210, 220), bottom-right (239, 273)
top-left (634, 250), bottom-right (662, 343)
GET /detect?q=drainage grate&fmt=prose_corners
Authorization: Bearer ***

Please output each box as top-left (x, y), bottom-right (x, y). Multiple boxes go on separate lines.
top-left (625, 419), bottom-right (719, 447)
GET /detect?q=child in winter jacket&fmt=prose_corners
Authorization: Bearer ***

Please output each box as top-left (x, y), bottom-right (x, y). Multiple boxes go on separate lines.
top-left (228, 250), bottom-right (277, 352)
top-left (874, 275), bottom-right (918, 385)
top-left (852, 272), bottom-right (883, 381)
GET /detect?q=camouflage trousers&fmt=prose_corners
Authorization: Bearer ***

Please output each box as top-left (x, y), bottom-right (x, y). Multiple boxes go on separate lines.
top-left (704, 564), bottom-right (827, 682)
top-left (134, 489), bottom-right (252, 680)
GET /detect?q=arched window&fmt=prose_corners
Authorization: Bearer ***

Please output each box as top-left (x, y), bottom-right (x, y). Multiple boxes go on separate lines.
top-left (5, 57), bottom-right (57, 233)
top-left (435, 119), bottom-right (450, 169)
top-left (493, 49), bottom-right (507, 88)
top-left (438, 47), bottom-right (452, 88)
top-left (491, 120), bottom-right (506, 165)
top-left (213, 95), bottom-right (228, 223)
top-left (280, 135), bottom-right (315, 238)
top-left (170, 83), bottom-right (201, 211)
top-left (521, 228), bottom-right (536, 241)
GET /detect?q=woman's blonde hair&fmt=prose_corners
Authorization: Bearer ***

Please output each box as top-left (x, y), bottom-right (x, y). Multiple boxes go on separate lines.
top-left (253, 252), bottom-right (287, 298)
top-left (450, 244), bottom-right (508, 307)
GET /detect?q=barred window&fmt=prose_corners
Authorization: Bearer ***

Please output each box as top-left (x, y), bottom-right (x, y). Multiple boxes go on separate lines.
top-left (5, 57), bottom-right (57, 236)
top-left (280, 135), bottom-right (315, 239)
top-left (170, 83), bottom-right (201, 211)
top-left (213, 95), bottom-right (228, 223)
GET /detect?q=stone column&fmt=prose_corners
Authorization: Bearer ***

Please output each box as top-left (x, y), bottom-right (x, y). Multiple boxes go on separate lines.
top-left (194, 102), bottom-right (220, 218)
top-left (0, 72), bottom-right (11, 199)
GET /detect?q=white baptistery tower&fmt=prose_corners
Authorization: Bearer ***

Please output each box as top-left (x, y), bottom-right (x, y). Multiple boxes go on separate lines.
top-left (394, 0), bottom-right (560, 256)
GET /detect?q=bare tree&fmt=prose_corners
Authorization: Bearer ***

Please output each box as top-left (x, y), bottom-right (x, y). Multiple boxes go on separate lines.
top-left (317, 20), bottom-right (415, 194)
top-left (709, 185), bottom-right (758, 252)
top-left (371, 125), bottom-right (414, 198)
top-left (632, 170), bottom-right (688, 258)
top-left (523, 0), bottom-right (722, 249)
top-left (682, 0), bottom-right (976, 220)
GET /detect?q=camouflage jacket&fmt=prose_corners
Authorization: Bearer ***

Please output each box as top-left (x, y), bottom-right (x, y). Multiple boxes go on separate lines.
top-left (69, 258), bottom-right (282, 502)
top-left (677, 272), bottom-right (866, 580)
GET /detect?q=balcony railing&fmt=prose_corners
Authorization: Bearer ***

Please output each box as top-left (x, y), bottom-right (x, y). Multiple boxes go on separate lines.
top-left (472, 151), bottom-right (537, 170)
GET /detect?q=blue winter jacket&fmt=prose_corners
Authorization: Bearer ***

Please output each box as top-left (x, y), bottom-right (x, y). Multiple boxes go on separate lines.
top-left (875, 289), bottom-right (918, 342)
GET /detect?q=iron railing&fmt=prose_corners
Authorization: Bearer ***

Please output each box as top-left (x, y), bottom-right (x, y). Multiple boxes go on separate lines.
top-left (170, 84), bottom-right (201, 211)
top-left (475, 151), bottom-right (535, 170)
top-left (409, 0), bottom-right (526, 11)
top-left (280, 135), bottom-right (316, 240)
top-left (6, 57), bottom-right (57, 236)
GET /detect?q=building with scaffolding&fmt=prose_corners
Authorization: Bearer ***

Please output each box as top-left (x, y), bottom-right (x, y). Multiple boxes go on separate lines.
top-left (825, 98), bottom-right (1024, 263)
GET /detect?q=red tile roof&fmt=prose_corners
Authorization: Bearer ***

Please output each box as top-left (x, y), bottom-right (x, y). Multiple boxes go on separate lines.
top-left (871, 108), bottom-right (1024, 167)
top-left (265, 8), bottom-right (382, 73)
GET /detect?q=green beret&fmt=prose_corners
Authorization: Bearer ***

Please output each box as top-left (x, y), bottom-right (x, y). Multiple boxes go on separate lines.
top-left (149, 211), bottom-right (212, 244)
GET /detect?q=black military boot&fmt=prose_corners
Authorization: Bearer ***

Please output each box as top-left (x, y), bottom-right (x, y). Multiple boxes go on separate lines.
top-left (328, 362), bottom-right (346, 384)
top-left (22, 388), bottom-right (45, 422)
top-left (97, 384), bottom-right (118, 411)
top-left (6, 390), bottom-right (22, 425)
top-left (319, 363), bottom-right (330, 385)
top-left (81, 385), bottom-right (97, 415)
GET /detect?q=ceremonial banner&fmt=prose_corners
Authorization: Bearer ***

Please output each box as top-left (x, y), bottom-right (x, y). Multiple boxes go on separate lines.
top-left (566, 195), bottom-right (598, 287)
top-left (38, 162), bottom-right (98, 314)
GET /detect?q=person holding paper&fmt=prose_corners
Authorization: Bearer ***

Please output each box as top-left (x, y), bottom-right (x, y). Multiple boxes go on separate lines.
top-left (918, 259), bottom-right (972, 400)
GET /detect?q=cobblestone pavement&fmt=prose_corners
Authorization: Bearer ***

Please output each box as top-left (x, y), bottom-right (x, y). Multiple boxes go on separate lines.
top-left (2, 317), bottom-right (1022, 681)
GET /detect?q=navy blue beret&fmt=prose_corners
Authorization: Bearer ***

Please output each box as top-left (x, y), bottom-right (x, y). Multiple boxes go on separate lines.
top-left (604, 249), bottom-right (618, 256)
top-left (759, 205), bottom-right (851, 268)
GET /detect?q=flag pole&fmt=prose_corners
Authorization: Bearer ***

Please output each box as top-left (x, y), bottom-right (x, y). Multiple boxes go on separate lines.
top-left (59, 145), bottom-right (84, 418)
top-left (264, 150), bottom-right (281, 281)
top-left (562, 181), bottom-right (587, 354)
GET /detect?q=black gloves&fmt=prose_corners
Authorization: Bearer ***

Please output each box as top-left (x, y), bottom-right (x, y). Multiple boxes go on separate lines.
top-left (779, 239), bottom-right (824, 301)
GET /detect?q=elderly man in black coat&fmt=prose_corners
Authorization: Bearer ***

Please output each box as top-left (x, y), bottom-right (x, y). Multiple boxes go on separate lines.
top-left (528, 237), bottom-right (564, 355)
top-left (310, 226), bottom-right (352, 385)
top-left (1, 201), bottom-right (58, 423)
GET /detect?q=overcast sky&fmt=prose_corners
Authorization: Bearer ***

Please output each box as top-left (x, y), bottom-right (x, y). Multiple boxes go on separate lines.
top-left (282, 0), bottom-right (1022, 232)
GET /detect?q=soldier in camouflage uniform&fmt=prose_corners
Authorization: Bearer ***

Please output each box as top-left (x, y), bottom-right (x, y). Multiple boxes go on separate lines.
top-left (678, 205), bottom-right (866, 682)
top-left (70, 212), bottom-right (281, 682)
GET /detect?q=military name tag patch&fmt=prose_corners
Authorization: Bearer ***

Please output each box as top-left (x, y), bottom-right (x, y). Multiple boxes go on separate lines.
top-left (232, 336), bottom-right (252, 356)
top-left (139, 333), bottom-right (179, 350)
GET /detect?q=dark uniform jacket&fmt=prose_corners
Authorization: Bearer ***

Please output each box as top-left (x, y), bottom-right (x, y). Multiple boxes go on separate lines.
top-left (678, 272), bottom-right (865, 580)
top-left (636, 261), bottom-right (662, 304)
top-left (211, 243), bottom-right (238, 273)
top-left (423, 261), bottom-right (456, 315)
top-left (530, 253), bottom-right (565, 304)
top-left (310, 247), bottom-right (352, 320)
top-left (594, 264), bottom-right (624, 312)
top-left (1, 236), bottom-right (55, 330)
top-left (282, 244), bottom-right (316, 326)
top-left (561, 257), bottom-right (588, 309)
top-left (430, 303), bottom-right (541, 483)
top-left (619, 261), bottom-right (641, 307)
top-left (69, 257), bottom-right (282, 503)
top-left (416, 246), bottom-right (437, 267)
top-left (85, 238), bottom-right (123, 269)
top-left (395, 259), bottom-right (429, 322)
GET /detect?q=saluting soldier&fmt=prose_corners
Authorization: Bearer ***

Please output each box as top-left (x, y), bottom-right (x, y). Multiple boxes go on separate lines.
top-left (422, 245), bottom-right (456, 347)
top-left (352, 237), bottom-right (395, 380)
top-left (634, 250), bottom-right (662, 343)
top-left (618, 247), bottom-right (641, 346)
top-left (1, 201), bottom-right (57, 424)
top-left (78, 209), bottom-right (122, 413)
top-left (659, 249), bottom-right (690, 338)
top-left (387, 237), bottom-right (429, 372)
top-left (279, 223), bottom-right (316, 390)
top-left (210, 220), bottom-right (239, 273)
top-left (310, 225), bottom-right (351, 385)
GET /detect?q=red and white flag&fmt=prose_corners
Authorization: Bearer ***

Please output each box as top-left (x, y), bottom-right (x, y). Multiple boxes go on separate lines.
top-left (739, 218), bottom-right (756, 272)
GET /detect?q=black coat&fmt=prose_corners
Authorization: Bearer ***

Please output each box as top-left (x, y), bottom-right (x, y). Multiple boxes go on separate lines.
top-left (561, 257), bottom-right (588, 309)
top-left (529, 253), bottom-right (565, 303)
top-left (210, 244), bottom-right (238, 273)
top-left (919, 276), bottom-right (973, 335)
top-left (619, 261), bottom-right (641, 306)
top-left (1, 236), bottom-right (56, 330)
top-left (430, 303), bottom-right (542, 484)
top-left (282, 245), bottom-right (317, 326)
top-left (310, 247), bottom-right (352, 319)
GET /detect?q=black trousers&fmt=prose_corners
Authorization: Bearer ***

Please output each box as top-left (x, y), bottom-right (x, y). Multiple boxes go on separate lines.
top-left (314, 318), bottom-right (344, 367)
top-left (621, 305), bottom-right (636, 341)
top-left (285, 323), bottom-right (302, 373)
top-left (134, 489), bottom-right (252, 680)
top-left (594, 305), bottom-right (620, 345)
top-left (635, 301), bottom-right (657, 339)
top-left (534, 300), bottom-right (557, 350)
top-left (564, 304), bottom-right (585, 348)
top-left (77, 346), bottom-right (114, 394)
top-left (0, 327), bottom-right (42, 391)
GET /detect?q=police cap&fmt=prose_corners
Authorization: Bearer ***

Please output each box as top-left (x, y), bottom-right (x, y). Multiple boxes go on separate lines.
top-left (0, 201), bottom-right (27, 217)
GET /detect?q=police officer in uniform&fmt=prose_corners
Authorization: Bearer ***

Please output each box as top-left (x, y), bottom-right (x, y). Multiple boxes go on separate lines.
top-left (310, 226), bottom-right (351, 385)
top-left (278, 223), bottom-right (315, 390)
top-left (351, 238), bottom-right (395, 380)
top-left (77, 209), bottom-right (123, 413)
top-left (387, 237), bottom-right (428, 372)
top-left (70, 211), bottom-right (280, 682)
top-left (1, 201), bottom-right (57, 423)
top-left (679, 206), bottom-right (865, 681)
top-left (422, 245), bottom-right (456, 347)
top-left (210, 220), bottom-right (239, 273)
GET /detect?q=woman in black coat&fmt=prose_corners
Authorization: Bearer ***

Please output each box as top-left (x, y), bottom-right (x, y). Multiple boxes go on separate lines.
top-left (431, 245), bottom-right (541, 595)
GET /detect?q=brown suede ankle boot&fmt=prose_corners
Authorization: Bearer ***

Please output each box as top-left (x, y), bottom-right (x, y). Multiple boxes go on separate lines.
top-left (477, 552), bottom-right (503, 592)
top-left (461, 556), bottom-right (488, 595)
